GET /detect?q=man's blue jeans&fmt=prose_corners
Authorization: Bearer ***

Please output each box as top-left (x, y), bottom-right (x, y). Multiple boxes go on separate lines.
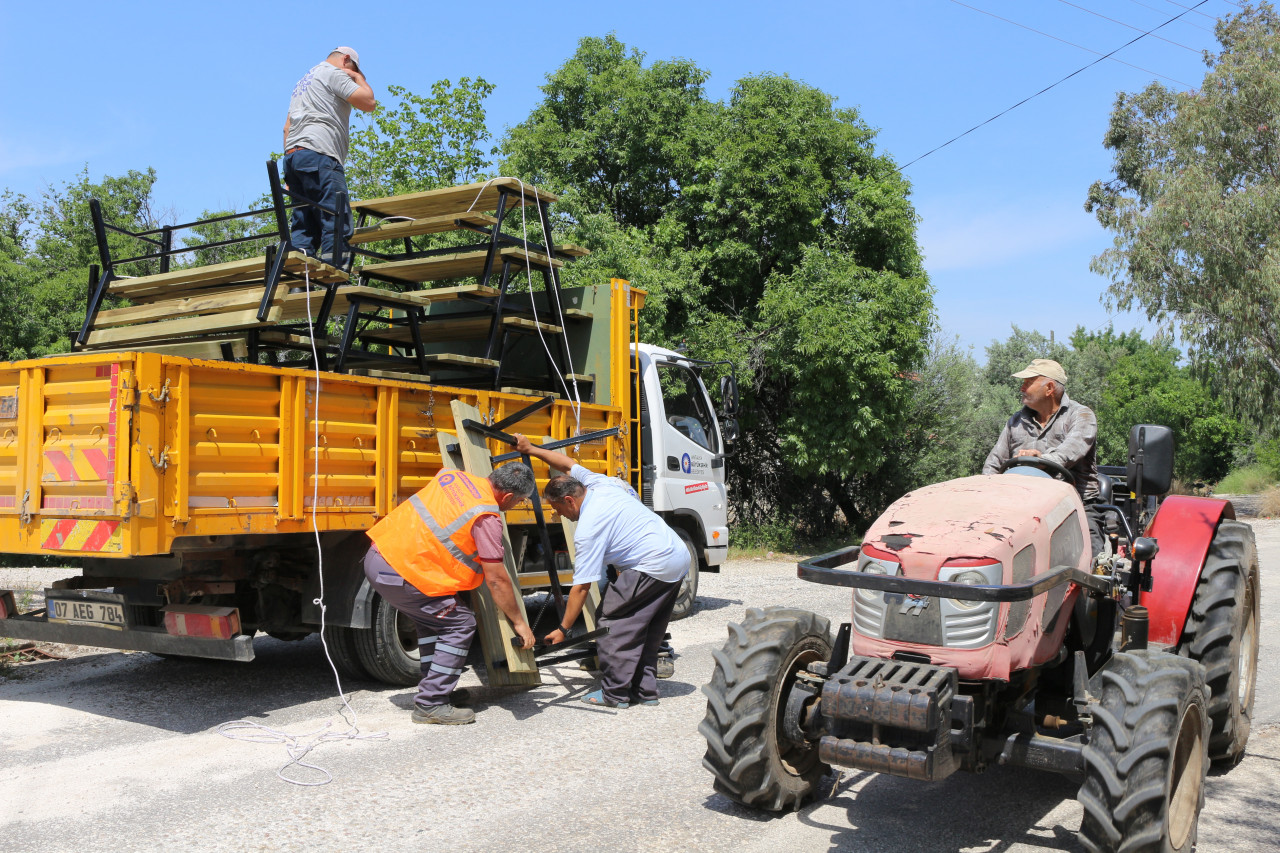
top-left (282, 148), bottom-right (351, 261)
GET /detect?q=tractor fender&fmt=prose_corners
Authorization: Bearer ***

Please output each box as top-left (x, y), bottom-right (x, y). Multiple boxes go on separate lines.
top-left (1142, 495), bottom-right (1235, 645)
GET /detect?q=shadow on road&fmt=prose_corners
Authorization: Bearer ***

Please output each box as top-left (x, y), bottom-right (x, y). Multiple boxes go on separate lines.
top-left (703, 764), bottom-right (1082, 852)
top-left (2, 635), bottom-right (352, 735)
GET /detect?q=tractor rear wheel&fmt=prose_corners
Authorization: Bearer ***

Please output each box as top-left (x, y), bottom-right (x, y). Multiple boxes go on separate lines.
top-left (353, 593), bottom-right (421, 686)
top-left (699, 606), bottom-right (832, 811)
top-left (1077, 650), bottom-right (1209, 853)
top-left (1176, 519), bottom-right (1259, 765)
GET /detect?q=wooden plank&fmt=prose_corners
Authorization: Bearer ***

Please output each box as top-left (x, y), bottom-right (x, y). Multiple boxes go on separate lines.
top-left (365, 315), bottom-right (563, 346)
top-left (107, 251), bottom-right (347, 301)
top-left (83, 305), bottom-right (285, 348)
top-left (95, 285), bottom-right (276, 328)
top-left (563, 308), bottom-right (592, 320)
top-left (348, 213), bottom-right (497, 245)
top-left (400, 283), bottom-right (499, 302)
top-left (500, 387), bottom-right (562, 399)
top-left (349, 368), bottom-right (433, 383)
top-left (353, 178), bottom-right (559, 221)
top-left (423, 353), bottom-right (499, 368)
top-left (361, 247), bottom-right (563, 285)
top-left (81, 337), bottom-right (250, 360)
top-left (449, 400), bottom-right (540, 686)
top-left (553, 243), bottom-right (590, 258)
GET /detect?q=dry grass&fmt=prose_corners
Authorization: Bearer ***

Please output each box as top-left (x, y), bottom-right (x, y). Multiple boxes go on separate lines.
top-left (1258, 487), bottom-right (1280, 518)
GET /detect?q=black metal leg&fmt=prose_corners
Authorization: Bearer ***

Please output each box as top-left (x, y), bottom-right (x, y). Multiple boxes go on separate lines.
top-left (333, 300), bottom-right (362, 373)
top-left (407, 306), bottom-right (428, 376)
top-left (266, 160), bottom-right (291, 246)
top-left (476, 189), bottom-right (508, 291)
top-left (259, 242), bottom-right (290, 322)
top-left (483, 260), bottom-right (515, 361)
top-left (537, 201), bottom-right (574, 380)
top-left (76, 267), bottom-right (116, 347)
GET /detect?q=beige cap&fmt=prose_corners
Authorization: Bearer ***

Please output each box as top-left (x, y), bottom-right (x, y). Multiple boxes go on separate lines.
top-left (1012, 358), bottom-right (1067, 385)
top-left (333, 46), bottom-right (361, 71)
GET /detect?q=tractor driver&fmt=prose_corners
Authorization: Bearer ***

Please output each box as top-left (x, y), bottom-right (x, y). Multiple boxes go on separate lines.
top-left (982, 358), bottom-right (1107, 559)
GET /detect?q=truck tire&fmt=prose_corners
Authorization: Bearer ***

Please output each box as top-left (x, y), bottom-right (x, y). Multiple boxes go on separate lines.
top-left (1175, 519), bottom-right (1259, 766)
top-left (322, 623), bottom-right (371, 682)
top-left (1076, 650), bottom-right (1209, 853)
top-left (670, 527), bottom-right (700, 621)
top-left (699, 606), bottom-right (832, 812)
top-left (353, 593), bottom-right (421, 687)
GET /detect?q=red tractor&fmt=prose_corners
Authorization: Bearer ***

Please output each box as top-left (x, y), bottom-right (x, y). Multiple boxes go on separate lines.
top-left (701, 425), bottom-right (1259, 852)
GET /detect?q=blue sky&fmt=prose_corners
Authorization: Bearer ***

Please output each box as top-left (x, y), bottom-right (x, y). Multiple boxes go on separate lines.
top-left (0, 0), bottom-right (1238, 359)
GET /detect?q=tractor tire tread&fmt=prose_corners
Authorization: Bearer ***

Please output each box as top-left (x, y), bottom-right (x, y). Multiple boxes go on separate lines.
top-left (1076, 650), bottom-right (1209, 853)
top-left (700, 606), bottom-right (831, 813)
top-left (1174, 519), bottom-right (1259, 764)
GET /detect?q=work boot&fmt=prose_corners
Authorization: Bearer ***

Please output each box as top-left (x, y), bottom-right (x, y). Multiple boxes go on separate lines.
top-left (412, 703), bottom-right (476, 725)
top-left (656, 650), bottom-right (675, 679)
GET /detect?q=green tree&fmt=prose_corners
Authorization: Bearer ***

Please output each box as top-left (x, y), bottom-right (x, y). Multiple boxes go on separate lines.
top-left (0, 168), bottom-right (162, 360)
top-left (347, 79), bottom-right (496, 201)
top-left (501, 36), bottom-right (933, 534)
top-left (1087, 2), bottom-right (1280, 418)
top-left (1098, 345), bottom-right (1243, 482)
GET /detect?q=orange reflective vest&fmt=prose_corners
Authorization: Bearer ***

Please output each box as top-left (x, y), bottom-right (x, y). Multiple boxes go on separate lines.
top-left (367, 469), bottom-right (501, 597)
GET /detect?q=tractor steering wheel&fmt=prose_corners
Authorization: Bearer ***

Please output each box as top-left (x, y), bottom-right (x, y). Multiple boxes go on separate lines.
top-left (1001, 455), bottom-right (1077, 486)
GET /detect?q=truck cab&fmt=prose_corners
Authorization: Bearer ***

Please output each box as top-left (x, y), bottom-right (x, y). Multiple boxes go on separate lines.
top-left (634, 344), bottom-right (734, 576)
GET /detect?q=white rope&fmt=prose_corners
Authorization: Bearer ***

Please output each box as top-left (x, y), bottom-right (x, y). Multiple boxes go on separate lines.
top-left (218, 260), bottom-right (388, 785)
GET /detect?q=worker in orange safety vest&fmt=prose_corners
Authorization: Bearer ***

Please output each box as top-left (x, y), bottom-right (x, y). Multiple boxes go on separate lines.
top-left (363, 463), bottom-right (537, 725)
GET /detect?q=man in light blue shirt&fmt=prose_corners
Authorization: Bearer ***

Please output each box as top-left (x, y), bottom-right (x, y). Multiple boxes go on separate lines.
top-left (515, 434), bottom-right (689, 708)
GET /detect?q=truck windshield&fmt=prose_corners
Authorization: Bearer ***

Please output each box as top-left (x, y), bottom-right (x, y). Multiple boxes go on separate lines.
top-left (658, 362), bottom-right (718, 453)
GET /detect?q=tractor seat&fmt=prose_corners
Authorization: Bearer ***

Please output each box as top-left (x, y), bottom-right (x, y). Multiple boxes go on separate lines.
top-left (1096, 472), bottom-right (1114, 505)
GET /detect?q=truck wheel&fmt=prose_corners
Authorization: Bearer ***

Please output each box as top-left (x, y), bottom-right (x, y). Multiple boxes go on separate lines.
top-left (1175, 519), bottom-right (1259, 765)
top-left (352, 593), bottom-right (421, 687)
top-left (670, 527), bottom-right (700, 621)
top-left (699, 606), bottom-right (832, 811)
top-left (322, 623), bottom-right (371, 682)
top-left (1077, 650), bottom-right (1209, 853)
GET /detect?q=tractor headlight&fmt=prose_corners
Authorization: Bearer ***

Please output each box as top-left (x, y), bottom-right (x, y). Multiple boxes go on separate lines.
top-left (856, 548), bottom-right (900, 605)
top-left (939, 560), bottom-right (1002, 610)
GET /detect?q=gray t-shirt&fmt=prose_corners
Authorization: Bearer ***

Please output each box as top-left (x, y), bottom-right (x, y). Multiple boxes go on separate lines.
top-left (284, 62), bottom-right (360, 163)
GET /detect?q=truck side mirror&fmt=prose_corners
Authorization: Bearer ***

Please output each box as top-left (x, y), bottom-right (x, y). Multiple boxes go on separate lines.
top-left (719, 375), bottom-right (740, 416)
top-left (1127, 424), bottom-right (1174, 497)
top-left (721, 417), bottom-right (740, 444)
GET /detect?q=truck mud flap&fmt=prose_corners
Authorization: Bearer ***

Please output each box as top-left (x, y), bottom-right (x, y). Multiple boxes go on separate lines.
top-left (0, 612), bottom-right (254, 662)
top-left (819, 656), bottom-right (958, 781)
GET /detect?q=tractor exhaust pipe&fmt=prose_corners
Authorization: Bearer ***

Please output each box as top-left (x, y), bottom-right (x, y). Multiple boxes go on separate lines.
top-left (1120, 605), bottom-right (1149, 652)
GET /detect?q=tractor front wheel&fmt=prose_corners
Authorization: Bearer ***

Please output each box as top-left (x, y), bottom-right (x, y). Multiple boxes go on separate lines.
top-left (1077, 650), bottom-right (1209, 853)
top-left (699, 606), bottom-right (832, 812)
top-left (1176, 519), bottom-right (1259, 765)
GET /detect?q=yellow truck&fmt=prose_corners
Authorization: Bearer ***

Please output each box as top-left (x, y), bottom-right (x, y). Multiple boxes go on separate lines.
top-left (0, 278), bottom-right (737, 683)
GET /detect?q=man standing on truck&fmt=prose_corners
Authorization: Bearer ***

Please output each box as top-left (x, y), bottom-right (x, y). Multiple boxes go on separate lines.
top-left (281, 47), bottom-right (375, 262)
top-left (514, 434), bottom-right (689, 709)
top-left (363, 463), bottom-right (538, 725)
top-left (982, 358), bottom-right (1106, 558)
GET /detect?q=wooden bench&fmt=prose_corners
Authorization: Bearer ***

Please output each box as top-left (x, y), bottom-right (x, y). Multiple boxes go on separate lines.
top-left (359, 246), bottom-right (564, 285)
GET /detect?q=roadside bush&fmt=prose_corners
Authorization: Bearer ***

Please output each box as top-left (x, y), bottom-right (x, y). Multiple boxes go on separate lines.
top-left (1213, 464), bottom-right (1276, 495)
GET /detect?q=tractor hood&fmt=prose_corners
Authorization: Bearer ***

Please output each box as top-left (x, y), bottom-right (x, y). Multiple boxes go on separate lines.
top-left (863, 474), bottom-right (1082, 579)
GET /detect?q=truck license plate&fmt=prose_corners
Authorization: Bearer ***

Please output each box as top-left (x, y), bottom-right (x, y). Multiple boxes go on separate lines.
top-left (47, 598), bottom-right (127, 629)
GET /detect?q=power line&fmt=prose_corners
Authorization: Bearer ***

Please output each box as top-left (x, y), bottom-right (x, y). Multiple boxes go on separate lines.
top-left (904, 0), bottom-right (1212, 170)
top-left (948, 0), bottom-right (1191, 86)
top-left (1127, 0), bottom-right (1215, 33)
top-left (1056, 0), bottom-right (1203, 52)
top-left (1163, 0), bottom-right (1232, 20)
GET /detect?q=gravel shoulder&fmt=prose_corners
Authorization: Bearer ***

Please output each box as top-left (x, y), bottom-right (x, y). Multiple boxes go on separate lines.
top-left (2, 522), bottom-right (1279, 853)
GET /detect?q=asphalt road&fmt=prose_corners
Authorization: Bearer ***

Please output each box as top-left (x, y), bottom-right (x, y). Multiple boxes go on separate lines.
top-left (2, 520), bottom-right (1278, 853)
